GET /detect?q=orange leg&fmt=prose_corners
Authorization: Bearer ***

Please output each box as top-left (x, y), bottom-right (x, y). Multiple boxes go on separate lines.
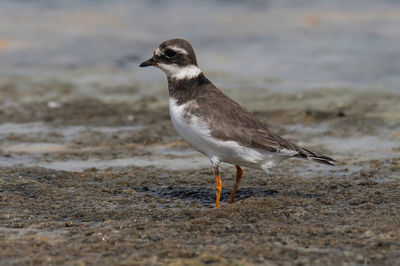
top-left (227, 165), bottom-right (242, 204)
top-left (215, 174), bottom-right (222, 207)
top-left (210, 159), bottom-right (222, 207)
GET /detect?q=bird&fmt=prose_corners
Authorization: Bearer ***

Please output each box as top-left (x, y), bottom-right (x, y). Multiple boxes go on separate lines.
top-left (140, 38), bottom-right (335, 207)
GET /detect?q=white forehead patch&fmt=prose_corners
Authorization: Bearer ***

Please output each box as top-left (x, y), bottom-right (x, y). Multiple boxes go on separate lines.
top-left (154, 48), bottom-right (162, 56)
top-left (157, 63), bottom-right (201, 80)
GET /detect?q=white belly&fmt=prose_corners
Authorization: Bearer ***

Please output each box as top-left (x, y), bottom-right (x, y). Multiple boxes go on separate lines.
top-left (168, 98), bottom-right (275, 169)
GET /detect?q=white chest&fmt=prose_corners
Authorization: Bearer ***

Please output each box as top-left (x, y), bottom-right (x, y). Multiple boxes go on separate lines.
top-left (168, 98), bottom-right (212, 153)
top-left (168, 98), bottom-right (265, 167)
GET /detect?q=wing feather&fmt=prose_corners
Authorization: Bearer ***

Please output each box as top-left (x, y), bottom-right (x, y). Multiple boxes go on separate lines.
top-left (191, 81), bottom-right (335, 165)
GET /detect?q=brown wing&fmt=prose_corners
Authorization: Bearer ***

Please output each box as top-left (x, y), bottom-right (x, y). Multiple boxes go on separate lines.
top-left (193, 83), bottom-right (335, 165)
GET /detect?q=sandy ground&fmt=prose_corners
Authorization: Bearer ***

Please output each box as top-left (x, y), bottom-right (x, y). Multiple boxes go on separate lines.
top-left (1, 76), bottom-right (399, 265)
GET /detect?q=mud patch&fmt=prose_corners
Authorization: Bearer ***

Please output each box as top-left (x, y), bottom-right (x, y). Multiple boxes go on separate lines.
top-left (1, 76), bottom-right (400, 264)
top-left (1, 166), bottom-right (399, 265)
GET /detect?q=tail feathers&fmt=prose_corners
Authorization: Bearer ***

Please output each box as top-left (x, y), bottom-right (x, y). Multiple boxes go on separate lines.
top-left (294, 146), bottom-right (336, 166)
top-left (310, 156), bottom-right (336, 166)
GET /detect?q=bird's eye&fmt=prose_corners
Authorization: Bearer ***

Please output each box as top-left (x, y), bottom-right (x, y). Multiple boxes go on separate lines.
top-left (164, 49), bottom-right (177, 58)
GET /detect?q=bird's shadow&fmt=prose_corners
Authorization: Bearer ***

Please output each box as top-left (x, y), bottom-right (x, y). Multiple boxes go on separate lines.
top-left (134, 186), bottom-right (279, 206)
top-left (134, 186), bottom-right (325, 206)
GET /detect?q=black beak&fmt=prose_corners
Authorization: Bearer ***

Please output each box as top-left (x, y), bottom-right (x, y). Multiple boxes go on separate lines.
top-left (139, 57), bottom-right (157, 67)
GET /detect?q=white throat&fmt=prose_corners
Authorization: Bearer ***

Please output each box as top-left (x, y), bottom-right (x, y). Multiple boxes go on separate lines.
top-left (157, 63), bottom-right (201, 80)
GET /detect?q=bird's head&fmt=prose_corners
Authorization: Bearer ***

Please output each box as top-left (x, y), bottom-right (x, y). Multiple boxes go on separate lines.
top-left (140, 39), bottom-right (201, 80)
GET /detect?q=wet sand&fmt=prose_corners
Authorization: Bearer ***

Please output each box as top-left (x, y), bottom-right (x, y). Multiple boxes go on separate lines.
top-left (1, 77), bottom-right (399, 265)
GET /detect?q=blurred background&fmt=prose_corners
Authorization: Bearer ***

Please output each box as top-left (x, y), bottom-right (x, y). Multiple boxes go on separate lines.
top-left (1, 0), bottom-right (399, 92)
top-left (1, 1), bottom-right (400, 265)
